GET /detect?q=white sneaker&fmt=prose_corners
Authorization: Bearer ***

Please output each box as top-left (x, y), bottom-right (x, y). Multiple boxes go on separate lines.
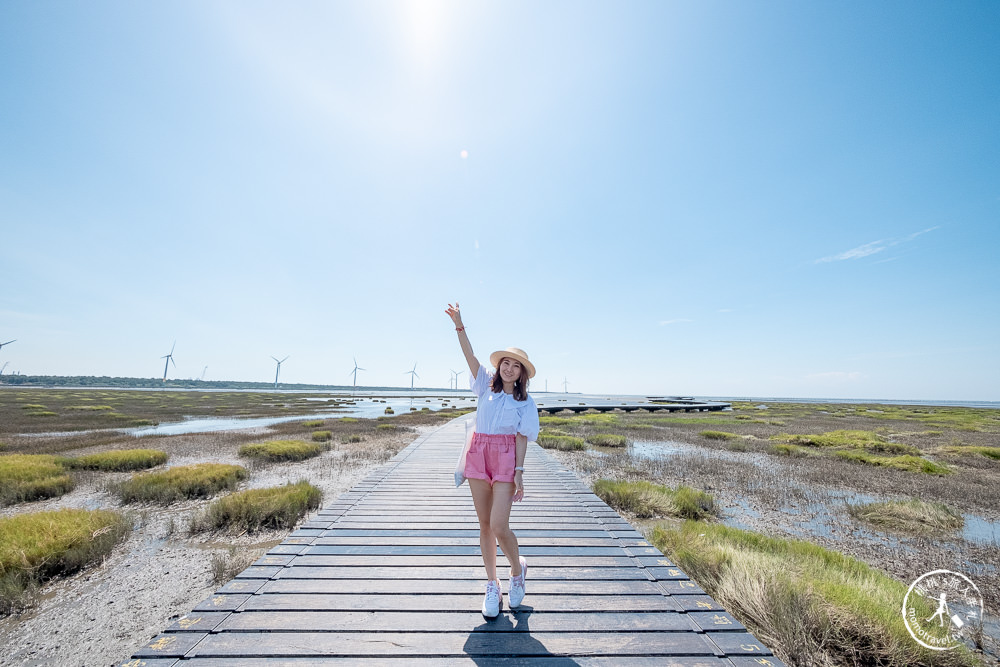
top-left (482, 579), bottom-right (502, 618)
top-left (508, 557), bottom-right (527, 607)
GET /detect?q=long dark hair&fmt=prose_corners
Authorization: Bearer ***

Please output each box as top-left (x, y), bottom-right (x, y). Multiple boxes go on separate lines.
top-left (491, 360), bottom-right (529, 401)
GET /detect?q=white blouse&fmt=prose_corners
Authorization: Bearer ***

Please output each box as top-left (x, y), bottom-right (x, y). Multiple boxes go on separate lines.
top-left (470, 365), bottom-right (540, 441)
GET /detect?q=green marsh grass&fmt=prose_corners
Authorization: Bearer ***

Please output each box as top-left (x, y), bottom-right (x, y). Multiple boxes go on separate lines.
top-left (116, 463), bottom-right (247, 504)
top-left (0, 508), bottom-right (130, 614)
top-left (239, 440), bottom-right (323, 462)
top-left (192, 480), bottom-right (322, 534)
top-left (300, 419), bottom-right (324, 427)
top-left (941, 445), bottom-right (1000, 461)
top-left (311, 430), bottom-right (332, 441)
top-left (66, 449), bottom-right (167, 471)
top-left (768, 443), bottom-right (815, 457)
top-left (341, 434), bottom-right (363, 443)
top-left (376, 423), bottom-right (396, 430)
top-left (649, 521), bottom-right (977, 667)
top-left (0, 455), bottom-right (74, 505)
top-left (700, 430), bottom-right (739, 441)
top-left (537, 434), bottom-right (586, 451)
top-left (847, 498), bottom-right (964, 535)
top-left (585, 433), bottom-right (628, 448)
top-left (834, 450), bottom-right (952, 474)
top-left (593, 479), bottom-right (716, 520)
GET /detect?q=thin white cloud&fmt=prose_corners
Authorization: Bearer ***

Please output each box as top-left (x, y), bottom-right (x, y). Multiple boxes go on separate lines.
top-left (815, 226), bottom-right (940, 264)
top-left (658, 319), bottom-right (693, 326)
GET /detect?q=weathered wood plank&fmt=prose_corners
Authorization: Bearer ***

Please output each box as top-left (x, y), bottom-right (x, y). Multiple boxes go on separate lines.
top-left (216, 610), bottom-right (699, 633)
top-left (183, 630), bottom-right (722, 657)
top-left (241, 593), bottom-right (682, 613)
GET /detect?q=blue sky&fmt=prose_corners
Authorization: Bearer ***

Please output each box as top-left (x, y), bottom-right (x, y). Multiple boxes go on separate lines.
top-left (1, 1), bottom-right (998, 400)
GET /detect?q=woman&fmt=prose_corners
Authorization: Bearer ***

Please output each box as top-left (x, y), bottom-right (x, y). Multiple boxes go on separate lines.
top-left (446, 302), bottom-right (540, 618)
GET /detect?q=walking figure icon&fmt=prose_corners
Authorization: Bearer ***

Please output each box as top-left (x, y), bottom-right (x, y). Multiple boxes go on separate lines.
top-left (926, 593), bottom-right (950, 627)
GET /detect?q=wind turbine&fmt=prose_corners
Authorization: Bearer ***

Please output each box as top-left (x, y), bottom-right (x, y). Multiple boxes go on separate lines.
top-left (200, 366), bottom-right (208, 381)
top-left (350, 357), bottom-right (365, 389)
top-left (161, 341), bottom-right (176, 381)
top-left (450, 369), bottom-right (464, 390)
top-left (405, 362), bottom-right (419, 389)
top-left (271, 355), bottom-right (289, 389)
top-left (0, 339), bottom-right (15, 351)
top-left (562, 377), bottom-right (570, 393)
top-left (0, 362), bottom-right (8, 376)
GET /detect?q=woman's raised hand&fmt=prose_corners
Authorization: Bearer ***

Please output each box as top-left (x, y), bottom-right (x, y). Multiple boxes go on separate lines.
top-left (445, 302), bottom-right (463, 327)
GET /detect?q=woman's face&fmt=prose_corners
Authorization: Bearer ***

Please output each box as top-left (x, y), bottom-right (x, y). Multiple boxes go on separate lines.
top-left (499, 357), bottom-right (523, 383)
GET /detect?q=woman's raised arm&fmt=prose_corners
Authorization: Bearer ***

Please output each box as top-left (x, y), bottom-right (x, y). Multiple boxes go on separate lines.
top-left (445, 302), bottom-right (480, 379)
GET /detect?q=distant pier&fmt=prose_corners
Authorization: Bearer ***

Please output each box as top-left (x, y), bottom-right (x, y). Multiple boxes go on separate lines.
top-left (536, 396), bottom-right (730, 415)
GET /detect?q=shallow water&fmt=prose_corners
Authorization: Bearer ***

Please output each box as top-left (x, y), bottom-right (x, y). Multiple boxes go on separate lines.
top-left (21, 396), bottom-right (478, 438)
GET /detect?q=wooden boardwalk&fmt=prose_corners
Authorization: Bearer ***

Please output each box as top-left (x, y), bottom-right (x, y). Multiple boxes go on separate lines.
top-left (124, 417), bottom-right (783, 666)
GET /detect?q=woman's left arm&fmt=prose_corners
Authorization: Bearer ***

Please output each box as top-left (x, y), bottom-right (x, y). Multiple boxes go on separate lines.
top-left (512, 433), bottom-right (527, 503)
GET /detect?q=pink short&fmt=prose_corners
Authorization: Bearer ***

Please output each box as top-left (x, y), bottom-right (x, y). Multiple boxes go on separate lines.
top-left (464, 432), bottom-right (516, 485)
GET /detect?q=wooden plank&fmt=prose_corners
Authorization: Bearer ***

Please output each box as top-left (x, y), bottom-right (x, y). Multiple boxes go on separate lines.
top-left (260, 578), bottom-right (669, 595)
top-left (183, 631), bottom-right (722, 657)
top-left (216, 610), bottom-right (699, 633)
top-left (175, 659), bottom-right (732, 667)
top-left (274, 566), bottom-right (652, 581)
top-left (241, 593), bottom-right (682, 613)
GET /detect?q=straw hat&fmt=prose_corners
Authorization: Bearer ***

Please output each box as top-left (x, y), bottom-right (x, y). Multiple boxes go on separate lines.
top-left (489, 347), bottom-right (536, 379)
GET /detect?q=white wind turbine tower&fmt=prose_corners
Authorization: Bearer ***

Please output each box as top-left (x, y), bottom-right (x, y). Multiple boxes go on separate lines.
top-left (200, 366), bottom-right (208, 381)
top-left (405, 362), bottom-right (419, 389)
top-left (161, 341), bottom-right (176, 381)
top-left (350, 358), bottom-right (365, 391)
top-left (562, 377), bottom-right (570, 393)
top-left (271, 355), bottom-right (289, 389)
top-left (450, 369), bottom-right (464, 390)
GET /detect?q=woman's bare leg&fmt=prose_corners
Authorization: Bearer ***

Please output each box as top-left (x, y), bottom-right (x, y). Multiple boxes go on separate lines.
top-left (490, 482), bottom-right (522, 576)
top-left (468, 478), bottom-right (498, 580)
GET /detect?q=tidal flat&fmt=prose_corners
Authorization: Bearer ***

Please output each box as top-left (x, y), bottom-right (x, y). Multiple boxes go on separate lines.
top-left (0, 387), bottom-right (470, 666)
top-left (545, 402), bottom-right (1000, 663)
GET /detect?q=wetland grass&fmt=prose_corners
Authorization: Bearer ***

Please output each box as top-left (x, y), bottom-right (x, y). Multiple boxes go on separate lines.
top-left (0, 508), bottom-right (130, 614)
top-left (649, 521), bottom-right (979, 667)
top-left (847, 498), bottom-right (964, 535)
top-left (65, 448), bottom-right (168, 471)
top-left (699, 430), bottom-right (740, 441)
top-left (585, 433), bottom-right (628, 448)
top-left (537, 434), bottom-right (586, 451)
top-left (210, 546), bottom-right (265, 585)
top-left (115, 463), bottom-right (247, 503)
top-left (311, 430), bottom-right (332, 441)
top-left (191, 480), bottom-right (322, 533)
top-left (239, 440), bottom-right (323, 463)
top-left (940, 445), bottom-right (1000, 461)
top-left (0, 454), bottom-right (74, 505)
top-left (592, 479), bottom-right (716, 520)
top-left (834, 450), bottom-right (952, 474)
